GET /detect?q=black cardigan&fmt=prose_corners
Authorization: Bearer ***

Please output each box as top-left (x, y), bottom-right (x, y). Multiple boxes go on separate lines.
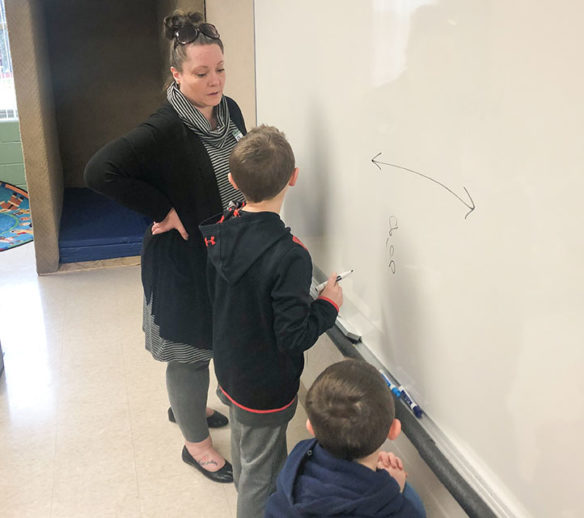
top-left (84, 98), bottom-right (246, 347)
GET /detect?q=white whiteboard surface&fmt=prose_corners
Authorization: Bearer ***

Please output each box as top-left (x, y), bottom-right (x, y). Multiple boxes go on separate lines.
top-left (254, 1), bottom-right (584, 517)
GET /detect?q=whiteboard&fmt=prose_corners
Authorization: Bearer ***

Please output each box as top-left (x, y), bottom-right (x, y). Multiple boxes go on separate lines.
top-left (254, 1), bottom-right (584, 517)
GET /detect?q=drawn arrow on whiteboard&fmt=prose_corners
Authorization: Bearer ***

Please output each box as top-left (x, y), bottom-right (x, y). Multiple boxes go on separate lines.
top-left (371, 152), bottom-right (476, 219)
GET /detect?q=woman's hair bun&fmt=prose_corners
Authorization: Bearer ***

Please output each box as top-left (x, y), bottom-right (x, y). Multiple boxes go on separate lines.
top-left (163, 10), bottom-right (204, 39)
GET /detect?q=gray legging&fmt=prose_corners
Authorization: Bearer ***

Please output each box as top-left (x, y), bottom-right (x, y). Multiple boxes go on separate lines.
top-left (166, 360), bottom-right (210, 443)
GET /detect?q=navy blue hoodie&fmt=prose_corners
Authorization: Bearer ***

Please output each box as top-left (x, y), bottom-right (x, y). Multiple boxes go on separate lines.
top-left (265, 439), bottom-right (423, 517)
top-left (200, 206), bottom-right (338, 416)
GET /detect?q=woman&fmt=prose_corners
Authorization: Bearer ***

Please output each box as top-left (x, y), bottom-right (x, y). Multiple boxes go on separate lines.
top-left (84, 11), bottom-right (245, 483)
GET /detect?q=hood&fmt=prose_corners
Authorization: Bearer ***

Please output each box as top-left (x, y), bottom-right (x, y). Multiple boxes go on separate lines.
top-left (278, 439), bottom-right (405, 517)
top-left (199, 204), bottom-right (290, 284)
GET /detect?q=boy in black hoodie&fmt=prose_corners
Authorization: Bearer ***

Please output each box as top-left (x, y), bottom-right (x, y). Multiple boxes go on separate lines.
top-left (199, 125), bottom-right (343, 518)
top-left (265, 359), bottom-right (427, 518)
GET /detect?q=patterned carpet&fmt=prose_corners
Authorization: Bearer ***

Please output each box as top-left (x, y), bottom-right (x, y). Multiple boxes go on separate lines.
top-left (0, 181), bottom-right (33, 251)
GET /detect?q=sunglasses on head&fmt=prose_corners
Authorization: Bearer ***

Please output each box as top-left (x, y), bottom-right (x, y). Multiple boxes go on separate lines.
top-left (173, 23), bottom-right (220, 48)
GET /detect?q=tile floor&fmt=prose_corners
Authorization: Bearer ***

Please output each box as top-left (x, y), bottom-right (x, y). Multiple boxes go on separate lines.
top-left (0, 243), bottom-right (310, 517)
top-left (0, 243), bottom-right (468, 517)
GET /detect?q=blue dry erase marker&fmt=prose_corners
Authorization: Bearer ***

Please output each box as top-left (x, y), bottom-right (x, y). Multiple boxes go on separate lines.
top-left (379, 370), bottom-right (402, 397)
top-left (398, 386), bottom-right (423, 418)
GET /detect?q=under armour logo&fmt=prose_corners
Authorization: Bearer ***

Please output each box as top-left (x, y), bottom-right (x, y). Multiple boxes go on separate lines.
top-left (205, 236), bottom-right (216, 247)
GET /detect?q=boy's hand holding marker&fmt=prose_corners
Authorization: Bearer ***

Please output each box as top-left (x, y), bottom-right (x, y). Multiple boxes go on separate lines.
top-left (317, 269), bottom-right (353, 309)
top-left (316, 269), bottom-right (354, 292)
top-left (318, 271), bottom-right (346, 309)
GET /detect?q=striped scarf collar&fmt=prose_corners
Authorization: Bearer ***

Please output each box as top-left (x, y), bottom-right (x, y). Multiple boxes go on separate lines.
top-left (167, 82), bottom-right (231, 148)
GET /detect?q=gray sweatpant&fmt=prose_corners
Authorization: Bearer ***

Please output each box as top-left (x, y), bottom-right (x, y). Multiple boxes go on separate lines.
top-left (229, 407), bottom-right (289, 518)
top-left (166, 360), bottom-right (210, 443)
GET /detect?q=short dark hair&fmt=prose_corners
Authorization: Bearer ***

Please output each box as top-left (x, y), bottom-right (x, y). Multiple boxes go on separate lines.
top-left (229, 125), bottom-right (295, 203)
top-left (305, 359), bottom-right (395, 460)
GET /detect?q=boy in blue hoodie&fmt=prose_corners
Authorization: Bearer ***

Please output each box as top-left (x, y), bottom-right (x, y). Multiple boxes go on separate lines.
top-left (265, 359), bottom-right (427, 518)
top-left (199, 125), bottom-right (343, 518)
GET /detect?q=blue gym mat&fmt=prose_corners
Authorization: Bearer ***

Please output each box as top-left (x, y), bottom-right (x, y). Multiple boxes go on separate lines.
top-left (59, 188), bottom-right (151, 263)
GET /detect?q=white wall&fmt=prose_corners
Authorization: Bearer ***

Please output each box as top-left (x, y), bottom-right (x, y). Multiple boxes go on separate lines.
top-left (205, 0), bottom-right (256, 128)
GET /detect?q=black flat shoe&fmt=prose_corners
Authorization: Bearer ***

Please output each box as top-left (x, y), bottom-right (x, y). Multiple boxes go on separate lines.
top-left (168, 407), bottom-right (229, 428)
top-left (206, 410), bottom-right (229, 428)
top-left (181, 446), bottom-right (233, 483)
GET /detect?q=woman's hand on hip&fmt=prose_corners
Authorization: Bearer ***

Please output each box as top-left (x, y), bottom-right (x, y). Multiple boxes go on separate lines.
top-left (151, 208), bottom-right (189, 240)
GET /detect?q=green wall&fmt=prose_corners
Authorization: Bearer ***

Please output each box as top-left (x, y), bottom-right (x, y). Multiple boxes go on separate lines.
top-left (0, 120), bottom-right (26, 190)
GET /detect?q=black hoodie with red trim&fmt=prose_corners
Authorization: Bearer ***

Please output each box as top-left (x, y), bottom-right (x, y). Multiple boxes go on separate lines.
top-left (200, 205), bottom-right (338, 419)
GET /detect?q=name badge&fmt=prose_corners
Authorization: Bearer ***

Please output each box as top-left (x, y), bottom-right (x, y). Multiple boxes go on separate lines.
top-left (233, 128), bottom-right (244, 142)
